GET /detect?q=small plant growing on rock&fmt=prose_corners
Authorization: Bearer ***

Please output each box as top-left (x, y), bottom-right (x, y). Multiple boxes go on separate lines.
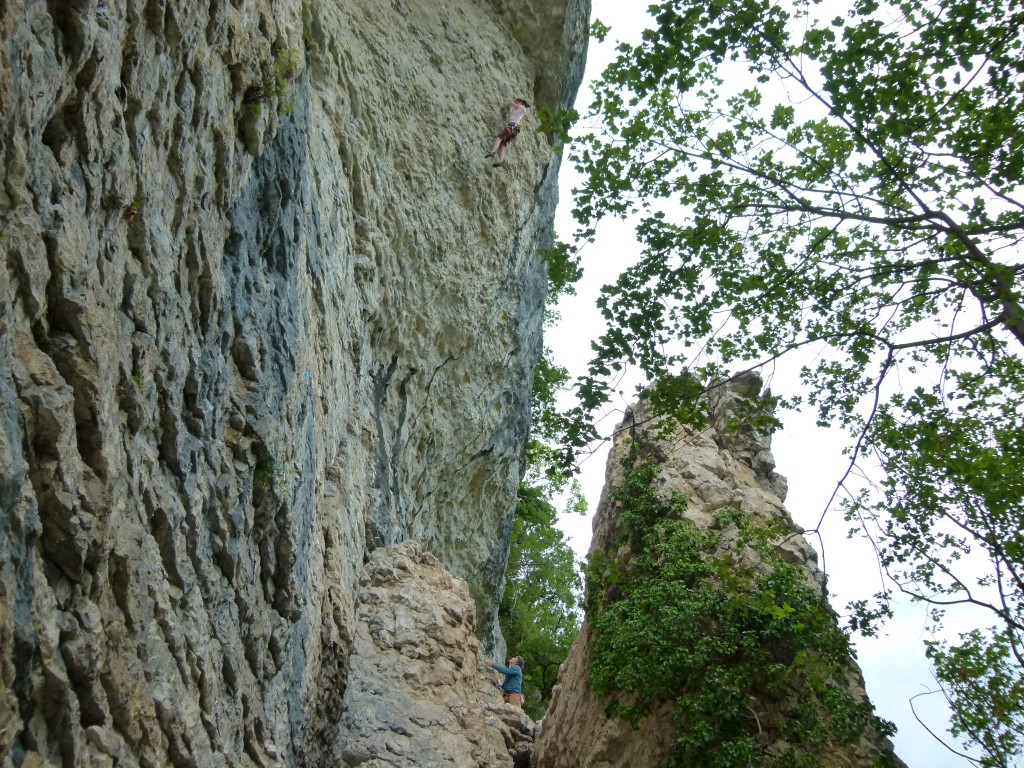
top-left (122, 200), bottom-right (142, 222)
top-left (253, 458), bottom-right (294, 493)
top-left (244, 46), bottom-right (300, 116)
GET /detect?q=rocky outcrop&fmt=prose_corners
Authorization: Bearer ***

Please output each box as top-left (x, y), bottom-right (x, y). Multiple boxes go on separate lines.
top-left (333, 540), bottom-right (535, 768)
top-left (0, 0), bottom-right (588, 764)
top-left (533, 374), bottom-right (905, 768)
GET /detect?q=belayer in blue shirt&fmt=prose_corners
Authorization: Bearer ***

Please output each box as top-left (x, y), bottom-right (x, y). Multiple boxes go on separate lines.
top-left (485, 656), bottom-right (524, 707)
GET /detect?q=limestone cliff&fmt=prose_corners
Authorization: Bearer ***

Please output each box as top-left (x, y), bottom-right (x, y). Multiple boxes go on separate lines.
top-left (534, 373), bottom-right (906, 768)
top-left (333, 540), bottom-right (535, 768)
top-left (0, 0), bottom-right (588, 764)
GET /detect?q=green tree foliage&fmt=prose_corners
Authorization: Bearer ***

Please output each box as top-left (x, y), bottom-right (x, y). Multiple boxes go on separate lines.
top-left (500, 484), bottom-right (582, 718)
top-left (587, 456), bottom-right (895, 768)
top-left (566, 0), bottom-right (1024, 761)
top-left (496, 267), bottom-right (584, 719)
top-left (866, 365), bottom-right (1024, 764)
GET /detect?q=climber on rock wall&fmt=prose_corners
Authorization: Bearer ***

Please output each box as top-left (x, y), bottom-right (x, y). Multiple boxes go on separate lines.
top-left (485, 656), bottom-right (525, 707)
top-left (485, 98), bottom-right (531, 168)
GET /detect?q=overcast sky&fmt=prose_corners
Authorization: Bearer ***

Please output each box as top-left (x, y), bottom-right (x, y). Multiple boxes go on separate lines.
top-left (547, 2), bottom-right (982, 765)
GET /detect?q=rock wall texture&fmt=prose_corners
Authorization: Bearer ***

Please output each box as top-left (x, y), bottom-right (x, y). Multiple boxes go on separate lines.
top-left (533, 373), bottom-right (906, 768)
top-left (333, 540), bottom-right (535, 768)
top-left (0, 0), bottom-right (588, 764)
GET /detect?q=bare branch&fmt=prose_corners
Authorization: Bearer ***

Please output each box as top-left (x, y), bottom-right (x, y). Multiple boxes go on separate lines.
top-left (908, 690), bottom-right (986, 766)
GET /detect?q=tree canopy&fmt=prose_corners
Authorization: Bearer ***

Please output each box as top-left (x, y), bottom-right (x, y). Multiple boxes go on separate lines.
top-left (496, 264), bottom-right (584, 720)
top-left (564, 0), bottom-right (1024, 762)
top-left (499, 482), bottom-right (582, 719)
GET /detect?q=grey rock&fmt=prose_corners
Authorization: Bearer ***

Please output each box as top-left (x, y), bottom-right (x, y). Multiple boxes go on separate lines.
top-left (333, 541), bottom-right (536, 768)
top-left (534, 378), bottom-right (906, 768)
top-left (0, 0), bottom-right (589, 764)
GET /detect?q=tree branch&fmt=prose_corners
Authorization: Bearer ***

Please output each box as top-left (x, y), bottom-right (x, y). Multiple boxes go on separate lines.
top-left (908, 690), bottom-right (986, 766)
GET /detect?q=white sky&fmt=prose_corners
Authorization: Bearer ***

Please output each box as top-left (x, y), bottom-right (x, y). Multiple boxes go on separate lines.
top-left (547, 2), bottom-right (983, 765)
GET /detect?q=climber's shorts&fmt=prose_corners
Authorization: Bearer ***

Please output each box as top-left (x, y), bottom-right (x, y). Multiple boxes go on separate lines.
top-left (503, 692), bottom-right (525, 707)
top-left (498, 123), bottom-right (520, 146)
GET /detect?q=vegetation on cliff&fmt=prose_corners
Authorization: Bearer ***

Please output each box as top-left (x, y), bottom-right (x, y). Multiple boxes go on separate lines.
top-left (585, 454), bottom-right (895, 767)
top-left (555, 0), bottom-right (1024, 761)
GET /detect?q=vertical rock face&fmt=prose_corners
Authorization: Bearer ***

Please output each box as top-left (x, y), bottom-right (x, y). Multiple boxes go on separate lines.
top-left (534, 374), bottom-right (905, 768)
top-left (0, 0), bottom-right (588, 765)
top-left (334, 540), bottom-right (536, 768)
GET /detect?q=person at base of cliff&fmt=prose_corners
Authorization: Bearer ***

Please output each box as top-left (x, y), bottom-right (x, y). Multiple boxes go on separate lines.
top-left (485, 98), bottom-right (531, 168)
top-left (485, 656), bottom-right (525, 707)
